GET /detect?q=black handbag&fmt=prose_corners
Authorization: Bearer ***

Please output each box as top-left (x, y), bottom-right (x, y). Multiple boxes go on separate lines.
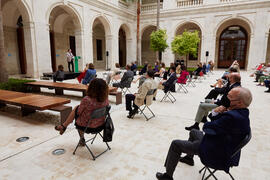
top-left (103, 113), bottom-right (114, 142)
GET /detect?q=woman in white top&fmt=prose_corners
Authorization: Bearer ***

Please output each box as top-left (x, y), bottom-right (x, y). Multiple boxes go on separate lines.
top-left (155, 62), bottom-right (166, 78)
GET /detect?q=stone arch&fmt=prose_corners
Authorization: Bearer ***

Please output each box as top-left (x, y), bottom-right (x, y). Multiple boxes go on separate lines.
top-left (141, 25), bottom-right (157, 66)
top-left (92, 16), bottom-right (112, 70)
top-left (2, 0), bottom-right (33, 75)
top-left (91, 15), bottom-right (112, 36)
top-left (215, 18), bottom-right (252, 69)
top-left (174, 20), bottom-right (203, 36)
top-left (174, 21), bottom-right (203, 67)
top-left (48, 4), bottom-right (83, 72)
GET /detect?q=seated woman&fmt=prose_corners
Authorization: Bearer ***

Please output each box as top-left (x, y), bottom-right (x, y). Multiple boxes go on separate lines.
top-left (77, 63), bottom-right (89, 83)
top-left (55, 78), bottom-right (109, 144)
top-left (177, 65), bottom-right (189, 84)
top-left (82, 63), bottom-right (96, 85)
top-left (154, 62), bottom-right (166, 78)
top-left (106, 63), bottom-right (121, 84)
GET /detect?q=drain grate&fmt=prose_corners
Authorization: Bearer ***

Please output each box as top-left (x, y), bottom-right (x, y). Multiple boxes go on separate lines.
top-left (52, 149), bottom-right (66, 156)
top-left (16, 137), bottom-right (29, 142)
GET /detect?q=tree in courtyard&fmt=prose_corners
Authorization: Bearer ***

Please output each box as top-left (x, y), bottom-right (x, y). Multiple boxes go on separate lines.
top-left (150, 29), bottom-right (169, 61)
top-left (171, 30), bottom-right (200, 68)
top-left (0, 2), bottom-right (8, 82)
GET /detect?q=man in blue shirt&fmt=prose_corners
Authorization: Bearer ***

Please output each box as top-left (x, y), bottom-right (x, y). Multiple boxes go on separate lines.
top-left (156, 87), bottom-right (252, 180)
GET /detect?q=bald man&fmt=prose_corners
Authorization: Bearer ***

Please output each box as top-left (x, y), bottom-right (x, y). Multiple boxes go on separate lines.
top-left (156, 87), bottom-right (252, 180)
top-left (185, 73), bottom-right (241, 131)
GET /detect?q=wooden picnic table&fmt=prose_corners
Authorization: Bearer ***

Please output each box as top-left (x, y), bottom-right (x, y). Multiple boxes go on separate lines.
top-left (25, 81), bottom-right (122, 105)
top-left (0, 90), bottom-right (72, 123)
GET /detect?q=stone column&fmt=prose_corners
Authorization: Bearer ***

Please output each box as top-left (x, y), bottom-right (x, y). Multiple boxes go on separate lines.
top-left (126, 38), bottom-right (133, 64)
top-left (75, 29), bottom-right (84, 71)
top-left (33, 22), bottom-right (52, 77)
top-left (247, 11), bottom-right (268, 70)
top-left (138, 37), bottom-right (142, 65)
top-left (106, 35), bottom-right (114, 70)
top-left (23, 21), bottom-right (37, 78)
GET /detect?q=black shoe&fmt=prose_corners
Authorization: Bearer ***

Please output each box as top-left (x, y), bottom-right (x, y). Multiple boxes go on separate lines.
top-left (201, 116), bottom-right (207, 123)
top-left (265, 89), bottom-right (270, 93)
top-left (156, 172), bottom-right (173, 180)
top-left (153, 97), bottom-right (156, 101)
top-left (185, 123), bottom-right (199, 131)
top-left (179, 155), bottom-right (194, 166)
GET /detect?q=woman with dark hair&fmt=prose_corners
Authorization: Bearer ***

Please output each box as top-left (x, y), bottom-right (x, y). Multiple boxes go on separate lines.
top-left (177, 65), bottom-right (189, 84)
top-left (82, 63), bottom-right (96, 85)
top-left (55, 78), bottom-right (109, 143)
top-left (154, 62), bottom-right (166, 78)
top-left (193, 62), bottom-right (203, 76)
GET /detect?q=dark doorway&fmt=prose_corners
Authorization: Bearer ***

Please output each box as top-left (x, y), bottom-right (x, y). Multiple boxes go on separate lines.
top-left (119, 28), bottom-right (126, 67)
top-left (218, 26), bottom-right (247, 69)
top-left (16, 16), bottom-right (27, 74)
top-left (50, 31), bottom-right (56, 72)
top-left (69, 36), bottom-right (76, 56)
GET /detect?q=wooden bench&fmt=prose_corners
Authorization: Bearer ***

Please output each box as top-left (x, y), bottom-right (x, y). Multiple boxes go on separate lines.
top-left (25, 81), bottom-right (122, 105)
top-left (0, 90), bottom-right (72, 124)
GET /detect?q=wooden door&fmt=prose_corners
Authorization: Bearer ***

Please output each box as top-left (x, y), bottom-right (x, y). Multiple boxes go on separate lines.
top-left (17, 27), bottom-right (27, 74)
top-left (50, 31), bottom-right (56, 72)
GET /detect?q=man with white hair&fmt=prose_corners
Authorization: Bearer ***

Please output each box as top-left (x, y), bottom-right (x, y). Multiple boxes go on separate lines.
top-left (156, 87), bottom-right (252, 180)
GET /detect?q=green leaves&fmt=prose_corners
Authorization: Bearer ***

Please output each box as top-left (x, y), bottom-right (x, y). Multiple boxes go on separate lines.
top-left (171, 30), bottom-right (200, 57)
top-left (150, 29), bottom-right (169, 52)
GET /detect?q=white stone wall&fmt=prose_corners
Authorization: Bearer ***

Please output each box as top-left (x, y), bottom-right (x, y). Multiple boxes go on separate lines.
top-left (3, 0), bottom-right (270, 77)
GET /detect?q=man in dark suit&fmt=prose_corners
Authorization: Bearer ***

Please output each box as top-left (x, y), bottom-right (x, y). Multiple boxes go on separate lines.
top-left (113, 64), bottom-right (134, 89)
top-left (156, 87), bottom-right (252, 180)
top-left (160, 66), bottom-right (177, 93)
top-left (185, 73), bottom-right (241, 131)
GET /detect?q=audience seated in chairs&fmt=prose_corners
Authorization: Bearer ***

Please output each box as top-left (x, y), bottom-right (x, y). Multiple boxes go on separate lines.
top-left (163, 63), bottom-right (175, 80)
top-left (156, 87), bottom-right (252, 180)
top-left (133, 64), bottom-right (153, 87)
top-left (53, 65), bottom-right (65, 82)
top-left (112, 64), bottom-right (134, 90)
top-left (82, 63), bottom-right (96, 85)
top-left (125, 70), bottom-right (157, 118)
top-left (131, 61), bottom-right (138, 76)
top-left (185, 73), bottom-right (241, 131)
top-left (139, 61), bottom-right (148, 75)
top-left (55, 78), bottom-right (109, 143)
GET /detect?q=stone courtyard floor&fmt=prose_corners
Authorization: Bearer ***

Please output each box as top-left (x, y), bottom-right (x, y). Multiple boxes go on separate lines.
top-left (0, 70), bottom-right (269, 180)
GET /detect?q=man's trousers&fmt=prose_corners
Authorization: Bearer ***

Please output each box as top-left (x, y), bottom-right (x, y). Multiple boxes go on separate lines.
top-left (195, 102), bottom-right (218, 123)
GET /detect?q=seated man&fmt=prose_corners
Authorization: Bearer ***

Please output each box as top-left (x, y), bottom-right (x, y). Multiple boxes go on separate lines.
top-left (156, 87), bottom-right (252, 180)
top-left (125, 70), bottom-right (157, 118)
top-left (113, 64), bottom-right (134, 89)
top-left (185, 73), bottom-right (241, 131)
top-left (158, 66), bottom-right (177, 93)
top-left (53, 65), bottom-right (65, 82)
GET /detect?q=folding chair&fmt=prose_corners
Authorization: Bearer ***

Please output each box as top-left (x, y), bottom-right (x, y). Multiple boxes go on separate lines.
top-left (199, 131), bottom-right (252, 180)
top-left (73, 106), bottom-right (111, 161)
top-left (161, 80), bottom-right (177, 103)
top-left (186, 75), bottom-right (196, 87)
top-left (120, 77), bottom-right (133, 95)
top-left (176, 82), bottom-right (188, 93)
top-left (137, 89), bottom-right (157, 121)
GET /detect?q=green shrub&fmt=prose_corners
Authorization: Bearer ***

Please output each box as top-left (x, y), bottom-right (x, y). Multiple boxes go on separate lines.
top-left (0, 78), bottom-right (36, 92)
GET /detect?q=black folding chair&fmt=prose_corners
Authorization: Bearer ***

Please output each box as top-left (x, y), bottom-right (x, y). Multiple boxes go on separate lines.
top-left (73, 106), bottom-right (111, 161)
top-left (199, 131), bottom-right (252, 180)
top-left (121, 77), bottom-right (133, 95)
top-left (137, 89), bottom-right (157, 121)
top-left (161, 80), bottom-right (177, 103)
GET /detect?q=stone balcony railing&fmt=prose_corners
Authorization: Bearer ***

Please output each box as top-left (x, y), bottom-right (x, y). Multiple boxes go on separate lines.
top-left (177, 0), bottom-right (203, 7)
top-left (141, 2), bottom-right (163, 12)
top-left (118, 0), bottom-right (128, 8)
top-left (220, 0), bottom-right (238, 2)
